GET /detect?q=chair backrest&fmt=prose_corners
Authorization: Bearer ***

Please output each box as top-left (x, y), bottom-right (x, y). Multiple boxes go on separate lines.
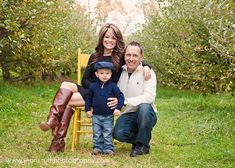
top-left (77, 48), bottom-right (90, 84)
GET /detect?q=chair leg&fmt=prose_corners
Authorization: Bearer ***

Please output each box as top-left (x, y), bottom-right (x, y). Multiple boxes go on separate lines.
top-left (71, 109), bottom-right (78, 151)
top-left (77, 109), bottom-right (82, 144)
top-left (71, 108), bottom-right (92, 151)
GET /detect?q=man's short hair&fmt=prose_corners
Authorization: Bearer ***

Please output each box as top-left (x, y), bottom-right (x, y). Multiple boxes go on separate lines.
top-left (125, 41), bottom-right (144, 55)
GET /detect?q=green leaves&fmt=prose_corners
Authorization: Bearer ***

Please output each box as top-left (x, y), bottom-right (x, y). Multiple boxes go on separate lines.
top-left (133, 0), bottom-right (235, 93)
top-left (0, 0), bottom-right (96, 81)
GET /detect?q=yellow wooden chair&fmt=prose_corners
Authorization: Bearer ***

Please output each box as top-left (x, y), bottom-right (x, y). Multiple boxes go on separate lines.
top-left (71, 48), bottom-right (92, 151)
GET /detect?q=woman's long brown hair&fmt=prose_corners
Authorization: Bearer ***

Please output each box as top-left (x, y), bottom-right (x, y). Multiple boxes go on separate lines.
top-left (89, 23), bottom-right (125, 72)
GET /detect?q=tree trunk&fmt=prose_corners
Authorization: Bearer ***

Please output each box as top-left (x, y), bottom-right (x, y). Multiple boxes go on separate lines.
top-left (0, 46), bottom-right (12, 81)
top-left (0, 63), bottom-right (11, 80)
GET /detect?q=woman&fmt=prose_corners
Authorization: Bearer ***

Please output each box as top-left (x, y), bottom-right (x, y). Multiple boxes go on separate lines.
top-left (39, 23), bottom-right (151, 152)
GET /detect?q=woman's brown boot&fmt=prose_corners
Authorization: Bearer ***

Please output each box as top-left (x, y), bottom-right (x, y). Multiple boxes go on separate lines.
top-left (39, 88), bottom-right (73, 131)
top-left (48, 106), bottom-right (74, 152)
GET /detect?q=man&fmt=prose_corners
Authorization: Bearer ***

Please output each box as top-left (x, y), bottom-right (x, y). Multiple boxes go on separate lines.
top-left (113, 41), bottom-right (157, 157)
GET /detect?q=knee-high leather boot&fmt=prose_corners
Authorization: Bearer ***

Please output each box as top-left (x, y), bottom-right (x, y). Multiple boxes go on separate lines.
top-left (48, 106), bottom-right (74, 152)
top-left (39, 88), bottom-right (73, 132)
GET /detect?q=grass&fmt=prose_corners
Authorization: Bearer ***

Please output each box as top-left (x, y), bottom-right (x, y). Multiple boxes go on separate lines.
top-left (0, 80), bottom-right (234, 168)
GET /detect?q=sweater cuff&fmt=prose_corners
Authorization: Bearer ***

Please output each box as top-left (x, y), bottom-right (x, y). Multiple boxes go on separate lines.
top-left (85, 107), bottom-right (91, 112)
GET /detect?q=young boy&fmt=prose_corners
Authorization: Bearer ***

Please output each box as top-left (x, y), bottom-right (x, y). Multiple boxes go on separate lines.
top-left (85, 61), bottom-right (124, 155)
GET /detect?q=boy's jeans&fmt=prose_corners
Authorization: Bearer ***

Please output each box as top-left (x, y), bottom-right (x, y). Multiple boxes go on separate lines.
top-left (92, 114), bottom-right (114, 153)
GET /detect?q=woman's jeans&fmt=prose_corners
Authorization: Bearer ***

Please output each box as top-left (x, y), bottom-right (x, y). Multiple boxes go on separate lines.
top-left (92, 114), bottom-right (114, 152)
top-left (113, 103), bottom-right (157, 148)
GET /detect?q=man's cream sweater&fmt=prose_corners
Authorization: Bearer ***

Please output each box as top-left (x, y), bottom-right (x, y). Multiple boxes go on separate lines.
top-left (117, 64), bottom-right (157, 114)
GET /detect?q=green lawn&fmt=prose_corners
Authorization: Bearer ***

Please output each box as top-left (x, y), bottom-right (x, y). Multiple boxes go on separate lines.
top-left (0, 80), bottom-right (234, 168)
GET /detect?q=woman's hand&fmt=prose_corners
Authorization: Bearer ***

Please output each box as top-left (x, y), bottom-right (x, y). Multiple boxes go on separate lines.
top-left (86, 111), bottom-right (93, 118)
top-left (107, 97), bottom-right (118, 109)
top-left (143, 66), bottom-right (151, 80)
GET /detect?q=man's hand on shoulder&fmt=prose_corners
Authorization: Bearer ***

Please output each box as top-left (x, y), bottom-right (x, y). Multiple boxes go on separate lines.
top-left (143, 66), bottom-right (151, 80)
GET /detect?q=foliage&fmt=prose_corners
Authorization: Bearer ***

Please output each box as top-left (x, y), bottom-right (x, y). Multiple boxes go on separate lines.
top-left (93, 0), bottom-right (126, 27)
top-left (0, 0), bottom-right (96, 81)
top-left (0, 81), bottom-right (234, 167)
top-left (132, 0), bottom-right (235, 93)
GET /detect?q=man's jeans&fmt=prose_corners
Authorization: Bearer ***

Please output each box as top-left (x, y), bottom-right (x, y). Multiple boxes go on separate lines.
top-left (92, 115), bottom-right (114, 152)
top-left (113, 103), bottom-right (157, 148)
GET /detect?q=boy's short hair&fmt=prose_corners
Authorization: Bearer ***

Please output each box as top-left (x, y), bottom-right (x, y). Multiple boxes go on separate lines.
top-left (94, 62), bottom-right (114, 71)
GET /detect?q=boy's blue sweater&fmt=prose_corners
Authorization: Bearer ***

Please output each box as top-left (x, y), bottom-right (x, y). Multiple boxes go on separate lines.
top-left (85, 79), bottom-right (124, 115)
